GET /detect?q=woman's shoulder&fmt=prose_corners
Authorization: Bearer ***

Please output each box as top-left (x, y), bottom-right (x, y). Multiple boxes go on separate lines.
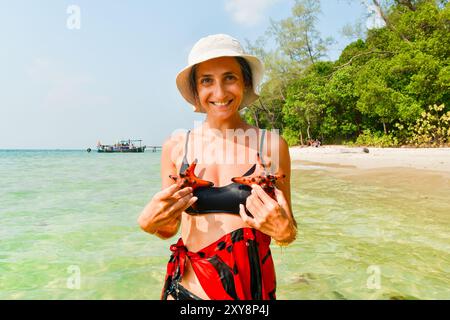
top-left (258, 127), bottom-right (288, 150)
top-left (162, 129), bottom-right (188, 146)
top-left (161, 130), bottom-right (189, 162)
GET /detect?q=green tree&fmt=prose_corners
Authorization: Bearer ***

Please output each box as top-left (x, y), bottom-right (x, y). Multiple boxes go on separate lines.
top-left (269, 0), bottom-right (334, 66)
top-left (247, 0), bottom-right (449, 146)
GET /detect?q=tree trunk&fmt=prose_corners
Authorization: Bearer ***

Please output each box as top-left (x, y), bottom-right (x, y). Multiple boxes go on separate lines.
top-left (372, 0), bottom-right (411, 43)
top-left (299, 130), bottom-right (304, 146)
top-left (355, 111), bottom-right (362, 134)
top-left (278, 87), bottom-right (286, 102)
top-left (383, 121), bottom-right (387, 135)
top-left (306, 119), bottom-right (311, 140)
top-left (304, 31), bottom-right (315, 65)
top-left (251, 107), bottom-right (259, 127)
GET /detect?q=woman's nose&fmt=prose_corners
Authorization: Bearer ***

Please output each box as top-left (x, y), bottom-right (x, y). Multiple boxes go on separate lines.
top-left (212, 82), bottom-right (227, 100)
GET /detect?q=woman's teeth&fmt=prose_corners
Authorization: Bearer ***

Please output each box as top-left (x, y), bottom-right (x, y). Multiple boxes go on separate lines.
top-left (211, 100), bottom-right (232, 106)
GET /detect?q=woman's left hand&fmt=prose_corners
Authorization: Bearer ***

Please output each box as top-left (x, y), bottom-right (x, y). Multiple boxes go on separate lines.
top-left (239, 184), bottom-right (296, 243)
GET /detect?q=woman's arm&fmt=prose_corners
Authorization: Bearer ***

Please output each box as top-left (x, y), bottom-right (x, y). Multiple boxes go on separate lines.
top-left (137, 134), bottom-right (193, 239)
top-left (239, 133), bottom-right (297, 245)
top-left (273, 133), bottom-right (297, 229)
top-left (272, 134), bottom-right (297, 244)
top-left (156, 136), bottom-right (182, 238)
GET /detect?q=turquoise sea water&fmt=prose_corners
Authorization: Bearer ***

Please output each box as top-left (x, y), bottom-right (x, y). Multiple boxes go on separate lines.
top-left (1, 150), bottom-right (449, 299)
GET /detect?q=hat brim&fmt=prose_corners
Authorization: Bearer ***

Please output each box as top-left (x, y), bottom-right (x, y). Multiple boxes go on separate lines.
top-left (176, 53), bottom-right (264, 113)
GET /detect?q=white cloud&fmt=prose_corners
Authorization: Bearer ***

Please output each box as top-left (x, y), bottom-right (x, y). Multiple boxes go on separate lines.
top-left (225, 0), bottom-right (280, 27)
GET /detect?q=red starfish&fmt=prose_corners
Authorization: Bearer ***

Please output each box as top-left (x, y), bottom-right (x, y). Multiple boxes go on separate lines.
top-left (231, 153), bottom-right (285, 200)
top-left (169, 159), bottom-right (214, 189)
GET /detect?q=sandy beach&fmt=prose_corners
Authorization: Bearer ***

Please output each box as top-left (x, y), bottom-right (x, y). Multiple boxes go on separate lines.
top-left (289, 146), bottom-right (450, 173)
top-left (289, 146), bottom-right (450, 198)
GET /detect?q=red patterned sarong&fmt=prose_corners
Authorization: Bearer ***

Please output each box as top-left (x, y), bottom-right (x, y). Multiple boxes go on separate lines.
top-left (161, 228), bottom-right (276, 300)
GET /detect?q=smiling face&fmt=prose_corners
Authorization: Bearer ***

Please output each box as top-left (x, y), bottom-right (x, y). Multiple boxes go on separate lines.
top-left (194, 56), bottom-right (246, 120)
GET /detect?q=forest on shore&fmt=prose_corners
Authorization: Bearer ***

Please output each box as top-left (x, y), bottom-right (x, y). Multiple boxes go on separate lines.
top-left (243, 0), bottom-right (449, 147)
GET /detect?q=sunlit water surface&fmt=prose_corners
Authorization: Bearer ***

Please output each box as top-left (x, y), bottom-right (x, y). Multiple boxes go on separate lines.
top-left (1, 150), bottom-right (449, 299)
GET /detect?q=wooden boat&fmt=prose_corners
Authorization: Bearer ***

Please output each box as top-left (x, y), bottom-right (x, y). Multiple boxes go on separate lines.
top-left (96, 139), bottom-right (146, 153)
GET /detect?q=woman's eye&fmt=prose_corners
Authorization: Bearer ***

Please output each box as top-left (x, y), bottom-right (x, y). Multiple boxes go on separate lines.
top-left (225, 75), bottom-right (237, 81)
top-left (200, 78), bottom-right (212, 85)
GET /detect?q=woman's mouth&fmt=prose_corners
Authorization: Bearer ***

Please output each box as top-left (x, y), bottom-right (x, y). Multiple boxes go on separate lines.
top-left (210, 99), bottom-right (233, 108)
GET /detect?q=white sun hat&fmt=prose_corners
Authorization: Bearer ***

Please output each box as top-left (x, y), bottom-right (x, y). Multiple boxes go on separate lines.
top-left (176, 34), bottom-right (265, 113)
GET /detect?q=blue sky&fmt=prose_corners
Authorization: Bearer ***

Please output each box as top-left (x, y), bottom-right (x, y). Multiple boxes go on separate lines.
top-left (0, 0), bottom-right (373, 149)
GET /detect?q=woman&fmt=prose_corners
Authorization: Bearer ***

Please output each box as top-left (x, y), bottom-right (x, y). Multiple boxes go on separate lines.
top-left (138, 34), bottom-right (297, 300)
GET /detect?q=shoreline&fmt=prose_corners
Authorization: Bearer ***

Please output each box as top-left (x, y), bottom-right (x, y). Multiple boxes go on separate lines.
top-left (289, 145), bottom-right (450, 173)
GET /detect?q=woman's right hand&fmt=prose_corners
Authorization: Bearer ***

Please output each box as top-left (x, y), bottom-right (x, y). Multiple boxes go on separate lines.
top-left (137, 184), bottom-right (197, 237)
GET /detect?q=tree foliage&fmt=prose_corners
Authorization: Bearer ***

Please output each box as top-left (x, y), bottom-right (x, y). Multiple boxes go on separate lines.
top-left (244, 0), bottom-right (449, 147)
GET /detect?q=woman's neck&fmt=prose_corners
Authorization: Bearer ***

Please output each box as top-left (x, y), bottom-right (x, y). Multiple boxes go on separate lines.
top-left (203, 112), bottom-right (249, 134)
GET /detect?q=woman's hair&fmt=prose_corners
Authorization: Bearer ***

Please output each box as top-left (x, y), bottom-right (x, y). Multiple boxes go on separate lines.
top-left (189, 56), bottom-right (253, 102)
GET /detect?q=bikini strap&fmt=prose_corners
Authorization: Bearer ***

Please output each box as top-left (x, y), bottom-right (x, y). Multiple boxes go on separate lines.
top-left (259, 129), bottom-right (266, 168)
top-left (180, 130), bottom-right (191, 173)
top-left (242, 128), bottom-right (266, 177)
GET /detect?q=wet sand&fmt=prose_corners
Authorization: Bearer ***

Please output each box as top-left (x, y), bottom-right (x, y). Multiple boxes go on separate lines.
top-left (289, 146), bottom-right (450, 214)
top-left (290, 146), bottom-right (450, 173)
